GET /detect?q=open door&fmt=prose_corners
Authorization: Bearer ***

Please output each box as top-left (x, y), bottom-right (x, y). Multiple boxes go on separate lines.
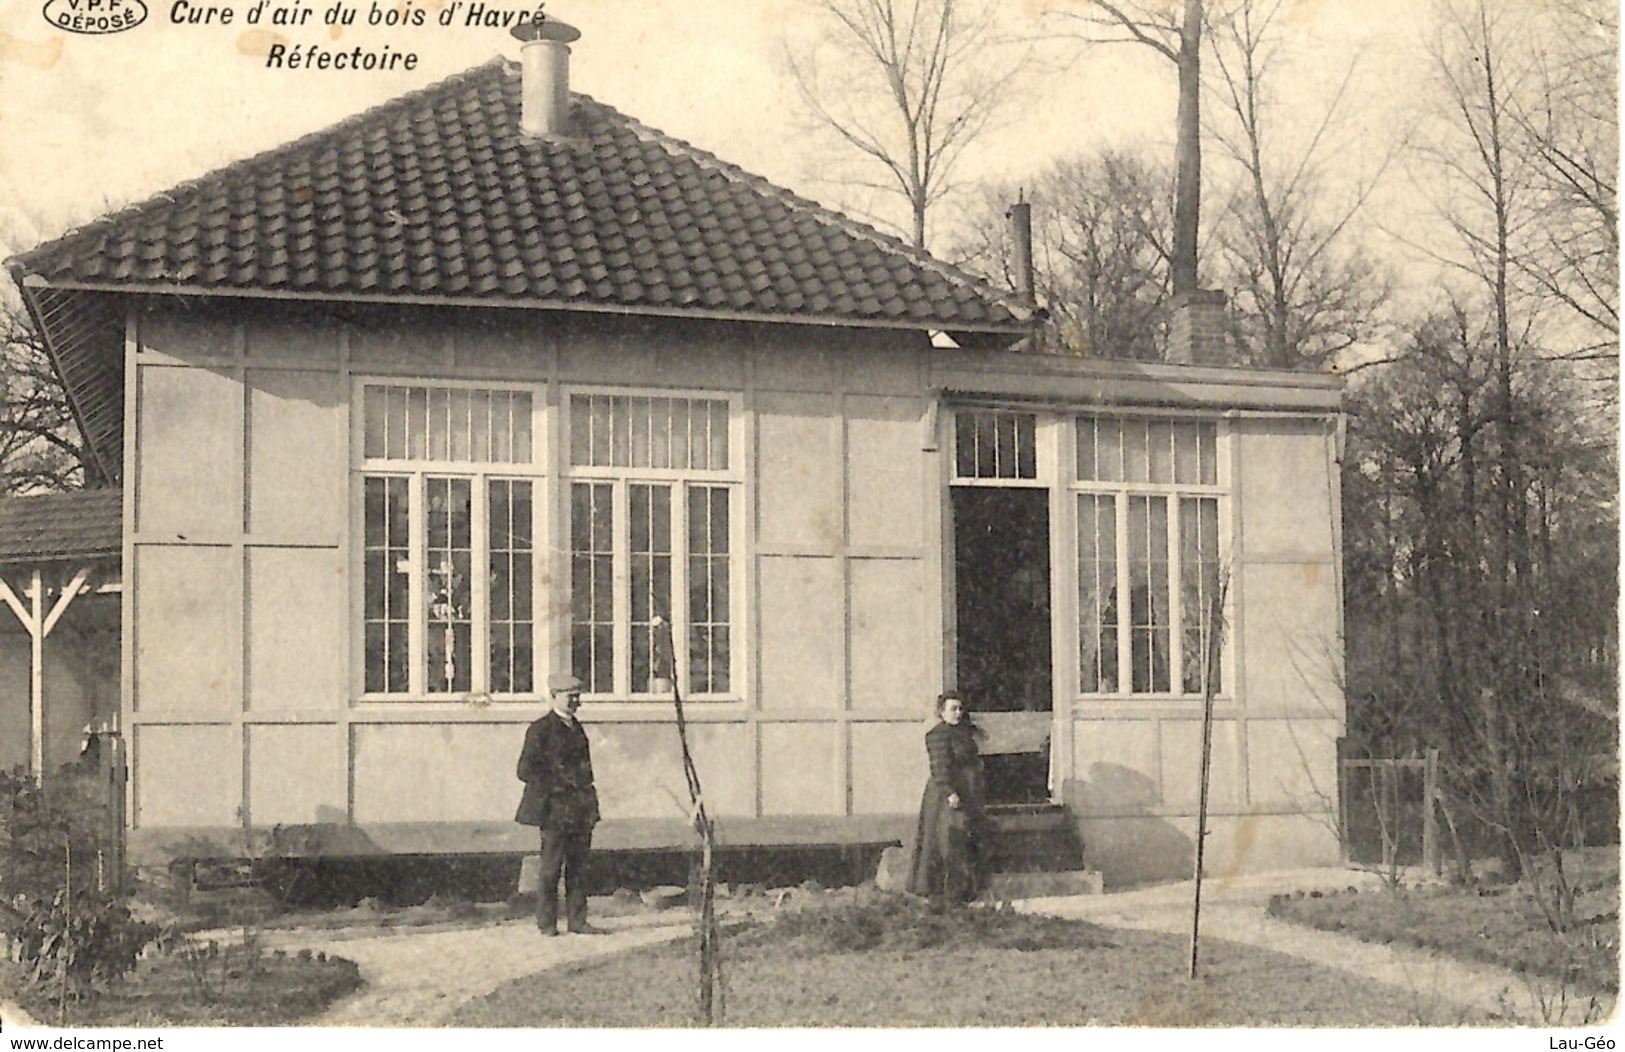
top-left (952, 486), bottom-right (1052, 804)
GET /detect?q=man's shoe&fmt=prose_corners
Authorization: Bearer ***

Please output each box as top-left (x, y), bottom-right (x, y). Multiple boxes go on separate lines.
top-left (567, 921), bottom-right (610, 935)
top-left (537, 924), bottom-right (560, 936)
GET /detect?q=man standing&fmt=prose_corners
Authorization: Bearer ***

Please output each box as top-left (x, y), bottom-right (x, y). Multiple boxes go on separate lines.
top-left (515, 672), bottom-right (607, 936)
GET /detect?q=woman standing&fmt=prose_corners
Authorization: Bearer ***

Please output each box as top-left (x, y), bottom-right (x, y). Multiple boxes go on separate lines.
top-left (906, 691), bottom-right (988, 910)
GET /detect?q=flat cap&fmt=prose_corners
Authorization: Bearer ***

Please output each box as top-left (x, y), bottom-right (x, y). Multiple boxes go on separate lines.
top-left (547, 672), bottom-right (585, 693)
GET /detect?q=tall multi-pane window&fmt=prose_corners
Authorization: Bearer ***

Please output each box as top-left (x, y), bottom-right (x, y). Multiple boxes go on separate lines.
top-left (1074, 416), bottom-right (1224, 696)
top-left (359, 383), bottom-right (540, 697)
top-left (567, 392), bottom-right (738, 698)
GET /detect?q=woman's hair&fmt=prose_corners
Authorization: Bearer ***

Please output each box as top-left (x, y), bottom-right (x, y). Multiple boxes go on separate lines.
top-left (937, 691), bottom-right (986, 740)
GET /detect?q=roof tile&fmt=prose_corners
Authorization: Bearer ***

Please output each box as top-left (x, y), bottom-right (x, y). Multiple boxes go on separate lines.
top-left (13, 60), bottom-right (1026, 333)
top-left (0, 489), bottom-right (122, 563)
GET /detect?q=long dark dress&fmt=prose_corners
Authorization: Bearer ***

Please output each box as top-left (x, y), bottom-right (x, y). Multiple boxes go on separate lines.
top-left (905, 719), bottom-right (987, 904)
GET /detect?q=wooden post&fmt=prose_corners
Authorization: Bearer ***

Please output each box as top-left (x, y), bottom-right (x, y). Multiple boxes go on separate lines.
top-left (0, 565), bottom-right (93, 781)
top-left (1189, 573), bottom-right (1228, 981)
top-left (29, 569), bottom-right (45, 780)
top-left (1423, 748), bottom-right (1440, 876)
top-left (1337, 758), bottom-right (1350, 865)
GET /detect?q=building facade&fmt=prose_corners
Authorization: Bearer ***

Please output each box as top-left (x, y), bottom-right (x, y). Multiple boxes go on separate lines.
top-left (7, 39), bottom-right (1344, 886)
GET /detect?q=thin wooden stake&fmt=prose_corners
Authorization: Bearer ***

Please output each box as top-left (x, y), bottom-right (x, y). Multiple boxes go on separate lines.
top-left (653, 614), bottom-right (724, 1025)
top-left (1189, 572), bottom-right (1229, 981)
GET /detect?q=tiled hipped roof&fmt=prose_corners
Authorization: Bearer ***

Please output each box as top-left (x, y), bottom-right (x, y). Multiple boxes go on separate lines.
top-left (0, 489), bottom-right (122, 563)
top-left (11, 60), bottom-right (1029, 334)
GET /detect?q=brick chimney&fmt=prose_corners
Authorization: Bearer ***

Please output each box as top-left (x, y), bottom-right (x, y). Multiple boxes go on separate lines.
top-left (512, 10), bottom-right (580, 138)
top-left (1168, 288), bottom-right (1231, 365)
top-left (1006, 198), bottom-right (1036, 309)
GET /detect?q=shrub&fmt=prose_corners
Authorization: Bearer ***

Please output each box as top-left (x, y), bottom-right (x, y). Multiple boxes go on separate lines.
top-left (0, 766), bottom-right (110, 901)
top-left (17, 887), bottom-right (160, 999)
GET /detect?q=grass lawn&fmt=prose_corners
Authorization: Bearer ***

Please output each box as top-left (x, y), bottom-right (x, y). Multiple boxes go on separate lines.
top-left (449, 894), bottom-right (1506, 1027)
top-left (1, 946), bottom-right (362, 1027)
top-left (1269, 848), bottom-right (1619, 1007)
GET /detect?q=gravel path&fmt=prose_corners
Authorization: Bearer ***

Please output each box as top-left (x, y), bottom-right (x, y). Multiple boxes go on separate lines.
top-left (271, 913), bottom-right (694, 1027)
top-left (1019, 869), bottom-right (1610, 1026)
top-left (3, 868), bottom-right (1606, 1028)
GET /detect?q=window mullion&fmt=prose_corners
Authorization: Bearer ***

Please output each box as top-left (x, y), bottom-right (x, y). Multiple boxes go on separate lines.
top-left (612, 479), bottom-right (630, 698)
top-left (673, 482), bottom-right (690, 694)
top-left (1167, 494), bottom-right (1184, 697)
top-left (1115, 493), bottom-right (1132, 695)
top-left (407, 474), bottom-right (426, 696)
top-left (471, 474), bottom-right (490, 695)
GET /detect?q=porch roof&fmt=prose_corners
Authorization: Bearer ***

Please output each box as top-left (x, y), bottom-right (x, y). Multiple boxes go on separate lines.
top-left (0, 488), bottom-right (122, 563)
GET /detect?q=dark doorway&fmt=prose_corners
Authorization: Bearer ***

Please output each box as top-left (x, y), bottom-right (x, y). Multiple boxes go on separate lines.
top-left (952, 487), bottom-right (1053, 804)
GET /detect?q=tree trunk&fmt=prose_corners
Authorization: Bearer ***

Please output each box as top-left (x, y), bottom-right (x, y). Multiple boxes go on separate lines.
top-left (1171, 0), bottom-right (1203, 297)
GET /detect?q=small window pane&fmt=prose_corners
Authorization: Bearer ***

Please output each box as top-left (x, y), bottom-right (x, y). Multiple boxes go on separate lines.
top-left (1199, 423), bottom-right (1218, 485)
top-left (688, 485), bottom-right (731, 694)
top-left (955, 415), bottom-right (977, 477)
top-left (1123, 419), bottom-right (1150, 484)
top-left (708, 400), bottom-right (730, 471)
top-left (1180, 497), bottom-right (1222, 694)
top-left (1149, 421), bottom-right (1175, 483)
top-left (1174, 423), bottom-right (1200, 485)
top-left (512, 393), bottom-right (533, 464)
top-left (472, 397), bottom-right (493, 463)
top-left (571, 482), bottom-right (615, 694)
top-left (1075, 418), bottom-right (1097, 482)
top-left (671, 399), bottom-right (693, 470)
top-left (1128, 495), bottom-right (1170, 693)
top-left (425, 477), bottom-right (473, 694)
top-left (363, 388), bottom-right (386, 459)
top-left (630, 484), bottom-right (673, 693)
top-left (489, 479), bottom-right (534, 694)
top-left (363, 476), bottom-right (409, 693)
top-left (1077, 493), bottom-right (1118, 693)
top-left (1096, 419), bottom-right (1123, 482)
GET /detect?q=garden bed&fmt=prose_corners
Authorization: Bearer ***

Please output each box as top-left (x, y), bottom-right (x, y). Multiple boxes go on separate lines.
top-left (1, 945), bottom-right (362, 1027)
top-left (1267, 849), bottom-right (1619, 1001)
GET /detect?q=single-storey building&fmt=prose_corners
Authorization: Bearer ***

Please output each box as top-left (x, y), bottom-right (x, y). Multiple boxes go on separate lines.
top-left (5, 21), bottom-right (1345, 886)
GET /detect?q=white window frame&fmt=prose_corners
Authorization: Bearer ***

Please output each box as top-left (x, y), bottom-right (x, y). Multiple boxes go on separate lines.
top-left (1068, 411), bottom-right (1231, 700)
top-left (562, 386), bottom-right (745, 702)
top-left (950, 406), bottom-right (1051, 488)
top-left (351, 377), bottom-right (548, 702)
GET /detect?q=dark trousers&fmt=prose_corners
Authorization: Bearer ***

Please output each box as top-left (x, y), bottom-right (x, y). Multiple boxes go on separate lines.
top-left (536, 825), bottom-right (593, 931)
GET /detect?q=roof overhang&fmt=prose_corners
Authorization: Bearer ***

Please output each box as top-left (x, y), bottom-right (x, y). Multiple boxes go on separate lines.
top-left (12, 273), bottom-right (1035, 342)
top-left (930, 345), bottom-right (1345, 415)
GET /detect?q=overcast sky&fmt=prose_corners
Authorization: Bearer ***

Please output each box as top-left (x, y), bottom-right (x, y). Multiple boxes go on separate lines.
top-left (0, 0), bottom-right (1424, 263)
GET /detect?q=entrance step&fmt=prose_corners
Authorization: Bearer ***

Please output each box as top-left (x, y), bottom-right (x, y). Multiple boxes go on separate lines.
top-left (987, 869), bottom-right (1104, 899)
top-left (984, 803), bottom-right (1085, 874)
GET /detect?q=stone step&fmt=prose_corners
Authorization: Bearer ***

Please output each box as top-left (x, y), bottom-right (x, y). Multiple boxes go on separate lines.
top-left (984, 805), bottom-right (1085, 874)
top-left (986, 869), bottom-right (1104, 899)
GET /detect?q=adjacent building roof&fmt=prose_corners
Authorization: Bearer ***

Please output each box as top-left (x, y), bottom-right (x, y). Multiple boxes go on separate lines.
top-left (0, 489), bottom-right (122, 563)
top-left (10, 60), bottom-right (1031, 335)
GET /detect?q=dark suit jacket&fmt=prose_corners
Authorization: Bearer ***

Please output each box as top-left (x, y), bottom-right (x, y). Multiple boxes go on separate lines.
top-left (514, 712), bottom-right (601, 830)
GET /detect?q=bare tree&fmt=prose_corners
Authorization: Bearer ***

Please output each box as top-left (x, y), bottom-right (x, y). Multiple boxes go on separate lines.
top-left (1354, 0), bottom-right (1622, 883)
top-left (1206, 0), bottom-right (1392, 369)
top-left (0, 303), bottom-right (92, 494)
top-left (951, 150), bottom-right (1174, 358)
top-left (1061, 0), bottom-right (1205, 297)
top-left (1424, 0), bottom-right (1536, 881)
top-left (785, 0), bottom-right (1023, 249)
top-left (1343, 306), bottom-right (1617, 890)
top-left (1510, 0), bottom-right (1619, 350)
